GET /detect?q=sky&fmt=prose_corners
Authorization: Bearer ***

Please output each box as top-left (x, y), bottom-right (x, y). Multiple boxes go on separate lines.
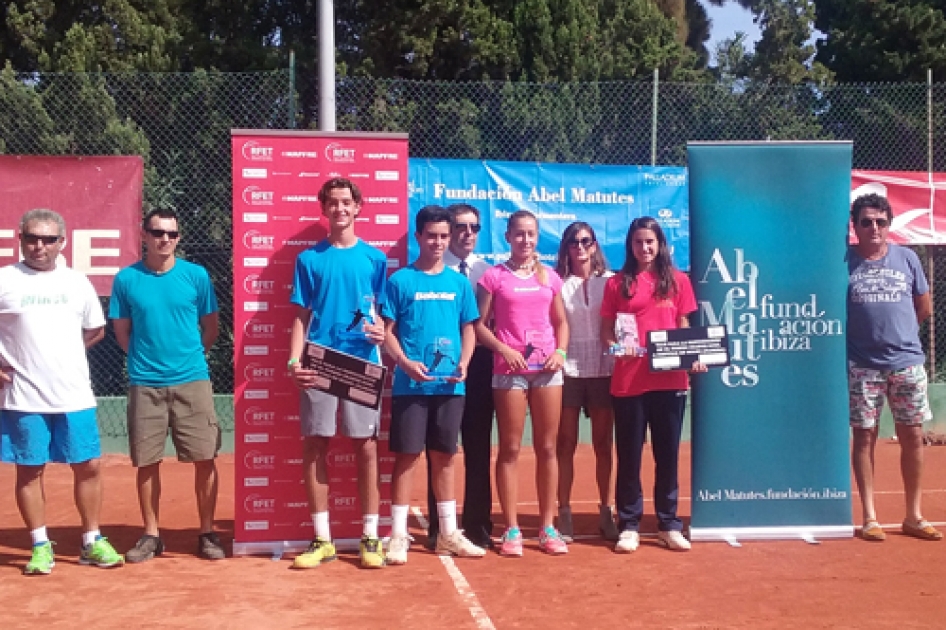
top-left (705, 2), bottom-right (761, 64)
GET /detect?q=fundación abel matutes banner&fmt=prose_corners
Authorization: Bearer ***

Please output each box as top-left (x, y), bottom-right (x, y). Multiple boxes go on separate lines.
top-left (408, 160), bottom-right (690, 270)
top-left (688, 142), bottom-right (853, 542)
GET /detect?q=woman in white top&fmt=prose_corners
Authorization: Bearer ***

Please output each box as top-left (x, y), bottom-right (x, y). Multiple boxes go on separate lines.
top-left (553, 221), bottom-right (619, 541)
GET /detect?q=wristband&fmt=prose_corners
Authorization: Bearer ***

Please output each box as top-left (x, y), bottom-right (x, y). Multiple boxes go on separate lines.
top-left (287, 358), bottom-right (300, 369)
top-left (555, 348), bottom-right (567, 360)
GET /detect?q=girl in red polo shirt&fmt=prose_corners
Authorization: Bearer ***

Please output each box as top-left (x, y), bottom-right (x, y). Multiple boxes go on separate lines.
top-left (601, 217), bottom-right (704, 553)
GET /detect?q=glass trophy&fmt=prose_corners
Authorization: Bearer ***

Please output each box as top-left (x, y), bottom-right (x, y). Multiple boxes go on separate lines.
top-left (423, 337), bottom-right (461, 379)
top-left (337, 294), bottom-right (377, 341)
top-left (523, 329), bottom-right (551, 370)
top-left (610, 312), bottom-right (646, 357)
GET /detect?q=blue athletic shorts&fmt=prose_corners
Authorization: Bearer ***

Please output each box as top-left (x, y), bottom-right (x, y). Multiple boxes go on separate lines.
top-left (0, 408), bottom-right (102, 465)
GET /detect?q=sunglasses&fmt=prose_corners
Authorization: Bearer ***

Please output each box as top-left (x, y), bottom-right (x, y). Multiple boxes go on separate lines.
top-left (146, 228), bottom-right (181, 239)
top-left (858, 218), bottom-right (889, 229)
top-left (568, 237), bottom-right (596, 249)
top-left (21, 233), bottom-right (63, 246)
top-left (453, 222), bottom-right (481, 233)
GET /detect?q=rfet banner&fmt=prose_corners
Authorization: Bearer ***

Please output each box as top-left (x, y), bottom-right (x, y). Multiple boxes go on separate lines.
top-left (688, 142), bottom-right (853, 542)
top-left (409, 160), bottom-right (690, 270)
top-left (0, 155), bottom-right (143, 295)
top-left (851, 170), bottom-right (946, 244)
top-left (231, 130), bottom-right (408, 556)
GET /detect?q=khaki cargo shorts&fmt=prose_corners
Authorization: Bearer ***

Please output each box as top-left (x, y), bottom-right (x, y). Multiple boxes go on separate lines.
top-left (128, 380), bottom-right (221, 467)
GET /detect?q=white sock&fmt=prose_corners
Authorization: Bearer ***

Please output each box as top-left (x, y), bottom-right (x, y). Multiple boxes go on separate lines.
top-left (363, 514), bottom-right (379, 538)
top-left (30, 526), bottom-right (48, 546)
top-left (313, 512), bottom-right (331, 541)
top-left (437, 500), bottom-right (457, 535)
top-left (391, 505), bottom-right (409, 537)
top-left (82, 529), bottom-right (100, 547)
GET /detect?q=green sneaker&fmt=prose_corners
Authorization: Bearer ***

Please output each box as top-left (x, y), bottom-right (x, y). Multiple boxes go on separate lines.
top-left (80, 537), bottom-right (124, 568)
top-left (23, 541), bottom-right (55, 575)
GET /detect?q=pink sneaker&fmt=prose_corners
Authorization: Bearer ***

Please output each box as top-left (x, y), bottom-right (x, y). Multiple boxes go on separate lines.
top-left (539, 527), bottom-right (568, 555)
top-left (499, 528), bottom-right (523, 557)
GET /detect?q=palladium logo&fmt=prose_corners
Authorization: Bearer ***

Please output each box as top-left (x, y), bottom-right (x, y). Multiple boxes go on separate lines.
top-left (643, 172), bottom-right (686, 186)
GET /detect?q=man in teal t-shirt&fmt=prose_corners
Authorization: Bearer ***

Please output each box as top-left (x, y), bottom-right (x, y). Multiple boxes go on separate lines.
top-left (381, 205), bottom-right (485, 565)
top-left (109, 208), bottom-right (224, 563)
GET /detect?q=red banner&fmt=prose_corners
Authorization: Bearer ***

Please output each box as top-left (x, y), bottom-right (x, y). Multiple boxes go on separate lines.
top-left (231, 131), bottom-right (408, 554)
top-left (852, 170), bottom-right (946, 244)
top-left (0, 155), bottom-right (143, 295)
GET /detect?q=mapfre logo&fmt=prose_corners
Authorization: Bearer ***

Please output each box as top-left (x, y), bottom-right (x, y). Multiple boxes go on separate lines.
top-left (324, 142), bottom-right (356, 163)
top-left (244, 320), bottom-right (276, 339)
top-left (243, 493), bottom-right (276, 514)
top-left (242, 141), bottom-right (274, 161)
top-left (242, 186), bottom-right (274, 206)
top-left (243, 406), bottom-right (276, 426)
top-left (243, 450), bottom-right (276, 470)
top-left (244, 362), bottom-right (276, 382)
top-left (243, 230), bottom-right (275, 250)
top-left (243, 274), bottom-right (276, 295)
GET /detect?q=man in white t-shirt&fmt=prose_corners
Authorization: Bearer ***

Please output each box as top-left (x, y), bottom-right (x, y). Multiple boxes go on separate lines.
top-left (0, 209), bottom-right (123, 575)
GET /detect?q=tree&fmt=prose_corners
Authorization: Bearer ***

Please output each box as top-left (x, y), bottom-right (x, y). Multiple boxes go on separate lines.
top-left (750, 0), bottom-right (830, 85)
top-left (2, 0), bottom-right (184, 72)
top-left (815, 0), bottom-right (946, 82)
top-left (685, 0), bottom-right (714, 68)
top-left (707, 0), bottom-right (831, 85)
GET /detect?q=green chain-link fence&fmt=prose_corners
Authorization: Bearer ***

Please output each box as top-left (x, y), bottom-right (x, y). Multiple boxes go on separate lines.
top-left (2, 70), bottom-right (946, 444)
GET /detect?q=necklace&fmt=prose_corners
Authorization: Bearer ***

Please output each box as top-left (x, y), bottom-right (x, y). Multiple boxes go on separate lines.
top-left (505, 258), bottom-right (535, 272)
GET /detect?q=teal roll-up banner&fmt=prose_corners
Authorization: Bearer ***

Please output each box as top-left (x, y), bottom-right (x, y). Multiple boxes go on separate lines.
top-left (688, 142), bottom-right (854, 541)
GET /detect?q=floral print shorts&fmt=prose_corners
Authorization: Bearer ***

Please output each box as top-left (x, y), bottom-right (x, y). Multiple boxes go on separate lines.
top-left (848, 363), bottom-right (932, 429)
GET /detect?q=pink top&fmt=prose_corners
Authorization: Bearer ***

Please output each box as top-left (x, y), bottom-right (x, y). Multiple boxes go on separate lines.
top-left (600, 269), bottom-right (696, 397)
top-left (479, 264), bottom-right (564, 374)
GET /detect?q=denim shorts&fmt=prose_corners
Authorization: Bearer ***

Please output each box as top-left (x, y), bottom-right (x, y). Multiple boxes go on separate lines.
top-left (491, 370), bottom-right (564, 390)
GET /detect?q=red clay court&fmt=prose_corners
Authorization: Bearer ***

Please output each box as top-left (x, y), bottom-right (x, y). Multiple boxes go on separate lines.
top-left (1, 442), bottom-right (944, 629)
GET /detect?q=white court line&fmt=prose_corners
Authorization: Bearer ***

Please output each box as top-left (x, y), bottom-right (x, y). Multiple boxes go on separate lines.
top-left (411, 507), bottom-right (496, 630)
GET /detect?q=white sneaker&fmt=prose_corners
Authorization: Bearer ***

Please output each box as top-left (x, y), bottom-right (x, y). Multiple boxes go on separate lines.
top-left (386, 534), bottom-right (411, 565)
top-left (614, 530), bottom-right (639, 553)
top-left (657, 530), bottom-right (691, 551)
top-left (436, 530), bottom-right (487, 558)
